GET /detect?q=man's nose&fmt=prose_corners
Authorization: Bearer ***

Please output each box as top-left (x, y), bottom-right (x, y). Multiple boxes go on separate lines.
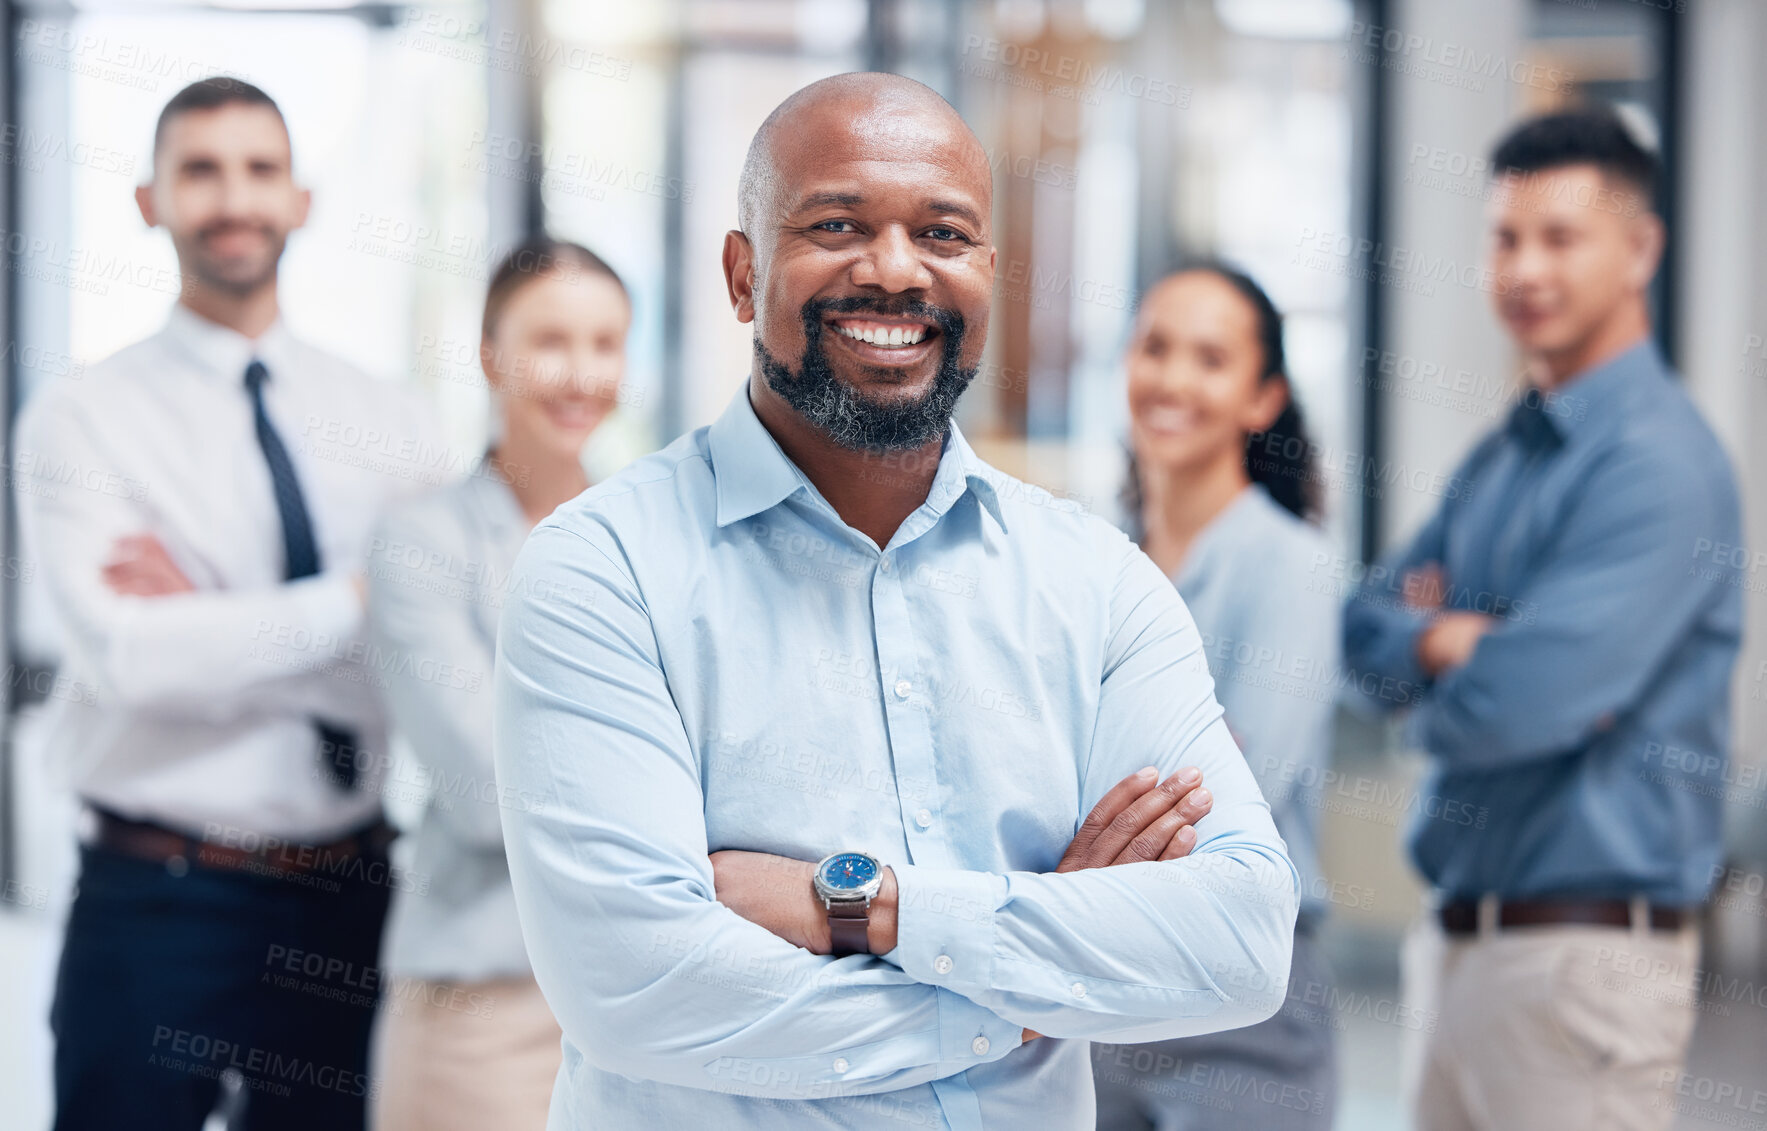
top-left (216, 168), bottom-right (256, 216)
top-left (1496, 238), bottom-right (1551, 291)
top-left (849, 226), bottom-right (933, 293)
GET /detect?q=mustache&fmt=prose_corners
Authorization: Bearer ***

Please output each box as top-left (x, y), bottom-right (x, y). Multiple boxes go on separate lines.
top-left (800, 295), bottom-right (965, 339)
top-left (196, 221), bottom-right (275, 242)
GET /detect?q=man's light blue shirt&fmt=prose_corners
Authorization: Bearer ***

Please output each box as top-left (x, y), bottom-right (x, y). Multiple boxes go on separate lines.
top-left (493, 385), bottom-right (1299, 1130)
top-left (1343, 341), bottom-right (1743, 904)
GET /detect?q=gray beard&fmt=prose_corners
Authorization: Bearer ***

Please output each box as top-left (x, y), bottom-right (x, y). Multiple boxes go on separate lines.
top-left (755, 301), bottom-right (975, 452)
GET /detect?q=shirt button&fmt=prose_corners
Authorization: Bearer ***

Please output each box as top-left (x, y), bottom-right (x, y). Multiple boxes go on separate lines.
top-left (1070, 981), bottom-right (1087, 999)
top-left (879, 556), bottom-right (892, 573)
top-left (894, 679), bottom-right (912, 700)
top-left (933, 954), bottom-right (954, 975)
top-left (971, 1036), bottom-right (990, 1056)
top-left (832, 1057), bottom-right (850, 1073)
top-left (915, 809), bottom-right (933, 829)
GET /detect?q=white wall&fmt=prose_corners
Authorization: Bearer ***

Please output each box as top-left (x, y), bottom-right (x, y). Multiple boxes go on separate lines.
top-left (1679, 0), bottom-right (1767, 839)
top-left (1380, 0), bottom-right (1531, 545)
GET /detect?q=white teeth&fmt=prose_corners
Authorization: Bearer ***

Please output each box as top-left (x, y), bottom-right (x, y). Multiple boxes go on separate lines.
top-left (1145, 407), bottom-right (1194, 433)
top-left (836, 324), bottom-right (927, 347)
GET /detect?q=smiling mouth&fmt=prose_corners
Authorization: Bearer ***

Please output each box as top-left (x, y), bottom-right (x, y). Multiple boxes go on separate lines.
top-left (544, 399), bottom-right (602, 428)
top-left (828, 317), bottom-right (937, 350)
top-left (1139, 404), bottom-right (1201, 436)
top-left (205, 228), bottom-right (268, 252)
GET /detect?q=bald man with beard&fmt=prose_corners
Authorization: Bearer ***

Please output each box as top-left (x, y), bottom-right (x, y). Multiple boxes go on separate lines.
top-left (491, 73), bottom-right (1298, 1130)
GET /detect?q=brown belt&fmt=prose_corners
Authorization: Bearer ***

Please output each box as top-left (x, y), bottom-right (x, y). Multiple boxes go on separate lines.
top-left (90, 806), bottom-right (396, 879)
top-left (1438, 897), bottom-right (1694, 936)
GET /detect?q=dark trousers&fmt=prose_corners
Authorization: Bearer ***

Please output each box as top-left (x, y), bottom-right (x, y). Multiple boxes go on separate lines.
top-left (50, 840), bottom-right (391, 1131)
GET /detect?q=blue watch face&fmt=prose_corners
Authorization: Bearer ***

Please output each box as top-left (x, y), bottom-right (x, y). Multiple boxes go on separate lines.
top-left (821, 853), bottom-right (878, 890)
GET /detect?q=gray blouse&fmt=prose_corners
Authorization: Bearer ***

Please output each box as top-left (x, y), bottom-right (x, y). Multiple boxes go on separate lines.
top-left (1171, 484), bottom-right (1341, 922)
top-left (368, 471), bottom-right (537, 981)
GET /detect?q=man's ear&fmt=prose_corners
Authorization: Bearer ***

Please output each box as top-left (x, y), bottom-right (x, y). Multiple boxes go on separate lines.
top-left (479, 335), bottom-right (504, 391)
top-left (291, 186), bottom-right (312, 233)
top-left (722, 229), bottom-right (756, 324)
top-left (135, 183), bottom-right (157, 228)
top-left (1626, 210), bottom-right (1665, 293)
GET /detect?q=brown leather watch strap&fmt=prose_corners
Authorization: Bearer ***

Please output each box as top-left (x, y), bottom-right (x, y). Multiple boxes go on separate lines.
top-left (827, 900), bottom-right (871, 956)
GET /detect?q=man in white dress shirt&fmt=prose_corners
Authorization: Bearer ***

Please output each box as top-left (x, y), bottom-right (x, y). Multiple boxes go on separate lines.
top-left (13, 77), bottom-right (444, 1130)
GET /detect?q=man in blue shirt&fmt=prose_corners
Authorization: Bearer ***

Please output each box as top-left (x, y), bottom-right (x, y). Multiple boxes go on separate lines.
top-left (1344, 106), bottom-right (1742, 1131)
top-left (492, 73), bottom-right (1298, 1130)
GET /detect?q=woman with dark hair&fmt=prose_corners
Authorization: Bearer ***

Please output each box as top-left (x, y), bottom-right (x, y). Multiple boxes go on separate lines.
top-left (368, 236), bottom-right (631, 1130)
top-left (1095, 265), bottom-right (1340, 1131)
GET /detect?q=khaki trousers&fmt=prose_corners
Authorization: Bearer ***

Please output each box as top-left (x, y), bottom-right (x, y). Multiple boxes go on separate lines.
top-left (1402, 905), bottom-right (1701, 1131)
top-left (372, 973), bottom-right (563, 1131)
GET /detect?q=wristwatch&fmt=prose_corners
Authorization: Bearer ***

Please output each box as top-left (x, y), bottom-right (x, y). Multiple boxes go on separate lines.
top-left (812, 851), bottom-right (884, 956)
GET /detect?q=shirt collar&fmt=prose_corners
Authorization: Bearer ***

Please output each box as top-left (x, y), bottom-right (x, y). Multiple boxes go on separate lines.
top-left (468, 462), bottom-right (530, 539)
top-left (706, 383), bottom-right (1007, 535)
top-left (1511, 338), bottom-right (1661, 448)
top-left (162, 302), bottom-right (297, 386)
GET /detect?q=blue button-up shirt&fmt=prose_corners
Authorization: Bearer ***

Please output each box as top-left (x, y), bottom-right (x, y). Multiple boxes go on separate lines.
top-left (1343, 341), bottom-right (1743, 904)
top-left (493, 385), bottom-right (1298, 1130)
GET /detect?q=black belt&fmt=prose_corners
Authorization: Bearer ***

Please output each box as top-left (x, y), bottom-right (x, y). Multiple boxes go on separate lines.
top-left (1438, 897), bottom-right (1695, 936)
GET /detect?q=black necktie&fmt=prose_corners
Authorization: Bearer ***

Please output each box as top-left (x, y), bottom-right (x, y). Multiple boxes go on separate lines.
top-left (244, 359), bottom-right (359, 790)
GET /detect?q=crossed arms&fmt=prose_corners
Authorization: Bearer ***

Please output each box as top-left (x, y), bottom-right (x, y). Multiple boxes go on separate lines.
top-left (492, 524), bottom-right (1300, 1099)
top-left (14, 395), bottom-right (376, 727)
top-left (1342, 442), bottom-right (1731, 768)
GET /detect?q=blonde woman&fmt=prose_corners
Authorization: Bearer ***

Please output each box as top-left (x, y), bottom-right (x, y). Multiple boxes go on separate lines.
top-left (369, 236), bottom-right (631, 1130)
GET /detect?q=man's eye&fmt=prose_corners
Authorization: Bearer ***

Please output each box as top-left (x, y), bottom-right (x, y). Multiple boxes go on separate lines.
top-left (924, 228), bottom-right (962, 242)
top-left (816, 220), bottom-right (856, 233)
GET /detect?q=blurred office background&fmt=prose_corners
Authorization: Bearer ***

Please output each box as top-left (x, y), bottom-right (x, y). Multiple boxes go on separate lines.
top-left (0, 1), bottom-right (1763, 1127)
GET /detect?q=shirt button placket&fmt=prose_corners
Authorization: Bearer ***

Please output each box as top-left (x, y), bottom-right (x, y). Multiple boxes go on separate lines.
top-left (872, 548), bottom-right (947, 866)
